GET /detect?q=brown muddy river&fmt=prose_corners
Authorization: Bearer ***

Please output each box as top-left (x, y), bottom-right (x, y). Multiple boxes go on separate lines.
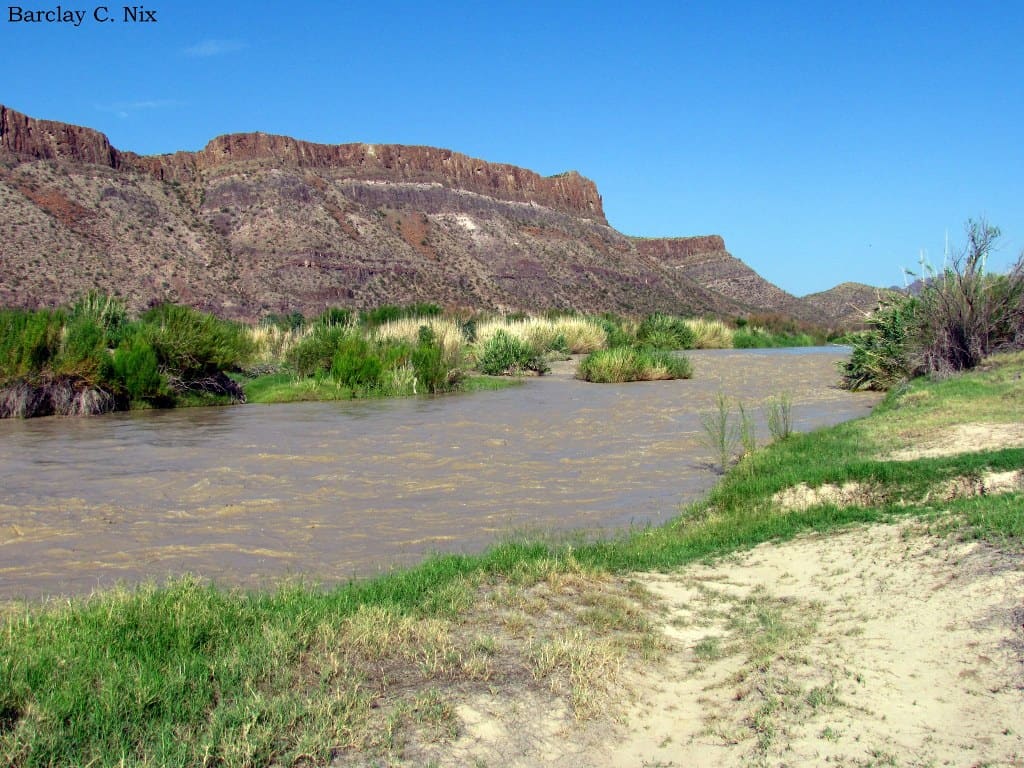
top-left (0, 348), bottom-right (879, 601)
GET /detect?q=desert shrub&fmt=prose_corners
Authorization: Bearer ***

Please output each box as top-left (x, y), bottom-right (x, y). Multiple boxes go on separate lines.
top-left (842, 219), bottom-right (1024, 390)
top-left (140, 304), bottom-right (256, 384)
top-left (476, 330), bottom-right (549, 375)
top-left (732, 327), bottom-right (815, 348)
top-left (261, 311), bottom-right (306, 331)
top-left (373, 318), bottom-right (465, 364)
top-left (636, 314), bottom-right (695, 350)
top-left (474, 317), bottom-right (605, 355)
top-left (576, 347), bottom-right (692, 382)
top-left (765, 393), bottom-right (794, 441)
top-left (699, 393), bottom-right (741, 473)
top-left (69, 292), bottom-right (129, 345)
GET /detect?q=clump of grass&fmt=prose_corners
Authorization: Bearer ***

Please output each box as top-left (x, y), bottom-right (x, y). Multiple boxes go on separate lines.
top-left (372, 317), bottom-right (465, 364)
top-left (699, 392), bottom-right (741, 472)
top-left (636, 314), bottom-right (696, 350)
top-left (766, 393), bottom-right (794, 441)
top-left (576, 347), bottom-right (692, 382)
top-left (474, 316), bottom-right (606, 355)
top-left (684, 317), bottom-right (735, 349)
top-left (733, 326), bottom-right (815, 348)
top-left (475, 329), bottom-right (549, 376)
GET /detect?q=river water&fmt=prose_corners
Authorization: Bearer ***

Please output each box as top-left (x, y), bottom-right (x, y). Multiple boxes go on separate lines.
top-left (0, 348), bottom-right (879, 600)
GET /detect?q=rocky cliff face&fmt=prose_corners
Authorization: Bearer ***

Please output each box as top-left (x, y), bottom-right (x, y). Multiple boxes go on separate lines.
top-left (0, 104), bottom-right (863, 325)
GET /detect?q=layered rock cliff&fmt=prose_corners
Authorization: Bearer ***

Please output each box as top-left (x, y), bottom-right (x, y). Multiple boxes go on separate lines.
top-left (0, 104), bottom-right (862, 325)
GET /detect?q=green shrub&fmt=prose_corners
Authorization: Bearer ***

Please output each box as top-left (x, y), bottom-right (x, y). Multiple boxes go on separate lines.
top-left (69, 292), bottom-right (128, 345)
top-left (637, 314), bottom-right (695, 350)
top-left (477, 330), bottom-right (549, 376)
top-left (0, 308), bottom-right (65, 384)
top-left (598, 314), bottom-right (635, 348)
top-left (412, 326), bottom-right (458, 393)
top-left (112, 334), bottom-right (166, 400)
top-left (55, 315), bottom-right (111, 384)
top-left (840, 296), bottom-right (917, 391)
top-left (286, 325), bottom-right (349, 378)
top-left (330, 336), bottom-right (382, 389)
top-left (576, 347), bottom-right (692, 382)
top-left (140, 304), bottom-right (256, 384)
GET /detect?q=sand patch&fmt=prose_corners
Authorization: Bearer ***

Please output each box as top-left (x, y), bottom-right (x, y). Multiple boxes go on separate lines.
top-left (890, 421), bottom-right (1024, 460)
top-left (772, 481), bottom-right (878, 511)
top-left (391, 523), bottom-right (1024, 767)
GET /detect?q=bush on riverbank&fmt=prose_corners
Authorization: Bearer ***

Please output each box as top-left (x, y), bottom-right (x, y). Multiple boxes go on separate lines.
top-left (0, 299), bottom-right (254, 416)
top-left (841, 219), bottom-right (1024, 391)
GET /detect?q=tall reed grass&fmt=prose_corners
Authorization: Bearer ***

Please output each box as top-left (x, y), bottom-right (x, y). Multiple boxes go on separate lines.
top-left (682, 318), bottom-right (734, 349)
top-left (475, 317), bottom-right (607, 355)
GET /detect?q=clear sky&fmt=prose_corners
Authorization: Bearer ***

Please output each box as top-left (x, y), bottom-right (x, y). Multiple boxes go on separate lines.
top-left (3, 1), bottom-right (1022, 296)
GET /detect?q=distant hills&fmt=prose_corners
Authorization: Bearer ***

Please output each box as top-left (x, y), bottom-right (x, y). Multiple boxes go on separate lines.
top-left (0, 104), bottom-right (881, 326)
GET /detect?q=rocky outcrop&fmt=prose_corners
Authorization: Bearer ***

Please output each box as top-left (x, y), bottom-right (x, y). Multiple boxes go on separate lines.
top-left (0, 105), bottom-right (121, 167)
top-left (0, 105), bottom-right (604, 223)
top-left (634, 236), bottom-right (808, 317)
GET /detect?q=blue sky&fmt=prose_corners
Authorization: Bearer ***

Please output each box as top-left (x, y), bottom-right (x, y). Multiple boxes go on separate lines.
top-left (3, 1), bottom-right (1022, 296)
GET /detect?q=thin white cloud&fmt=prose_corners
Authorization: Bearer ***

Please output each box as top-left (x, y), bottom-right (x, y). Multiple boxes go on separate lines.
top-left (95, 99), bottom-right (184, 118)
top-left (183, 39), bottom-right (246, 57)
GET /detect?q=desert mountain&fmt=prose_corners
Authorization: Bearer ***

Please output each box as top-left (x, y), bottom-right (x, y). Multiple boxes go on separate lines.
top-left (0, 105), bottom-right (864, 326)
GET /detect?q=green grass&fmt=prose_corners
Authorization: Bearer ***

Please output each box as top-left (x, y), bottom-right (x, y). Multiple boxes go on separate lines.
top-left (576, 347), bottom-right (692, 382)
top-left (238, 372), bottom-right (518, 404)
top-left (2, 354), bottom-right (1022, 766)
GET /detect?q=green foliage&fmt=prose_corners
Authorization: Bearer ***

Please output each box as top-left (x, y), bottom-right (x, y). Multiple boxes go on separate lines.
top-left (766, 393), bottom-right (794, 441)
top-left (842, 218), bottom-right (1024, 390)
top-left (412, 326), bottom-right (458, 393)
top-left (331, 336), bottom-right (383, 389)
top-left (112, 334), bottom-right (166, 401)
top-left (733, 328), bottom-right (816, 348)
top-left (840, 296), bottom-right (917, 391)
top-left (54, 315), bottom-right (111, 384)
top-left (286, 325), bottom-right (349, 378)
top-left (315, 307), bottom-right (353, 327)
top-left (700, 392), bottom-right (741, 473)
top-left (636, 313), bottom-right (695, 350)
top-left (576, 347), bottom-right (692, 383)
top-left (360, 303), bottom-right (441, 327)
top-left (261, 311), bottom-right (306, 331)
top-left (140, 305), bottom-right (255, 383)
top-left (0, 308), bottom-right (65, 384)
top-left (69, 292), bottom-right (128, 345)
top-left (597, 314), bottom-right (634, 348)
top-left (912, 219), bottom-right (1024, 373)
top-left (476, 330), bottom-right (549, 376)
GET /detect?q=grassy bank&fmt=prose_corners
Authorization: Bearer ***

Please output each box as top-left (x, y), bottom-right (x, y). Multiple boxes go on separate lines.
top-left (2, 352), bottom-right (1020, 765)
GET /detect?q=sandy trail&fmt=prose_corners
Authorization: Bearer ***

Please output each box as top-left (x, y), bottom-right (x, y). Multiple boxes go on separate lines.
top-left (429, 522), bottom-right (1024, 767)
